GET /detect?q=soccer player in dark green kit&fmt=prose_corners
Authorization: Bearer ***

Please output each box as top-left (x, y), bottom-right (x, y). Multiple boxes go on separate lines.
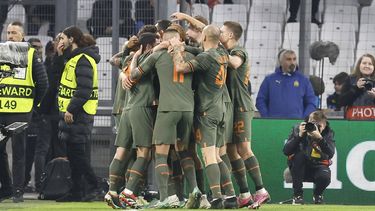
top-left (104, 26), bottom-right (159, 209)
top-left (118, 32), bottom-right (158, 208)
top-left (169, 24), bottom-right (236, 209)
top-left (220, 21), bottom-right (270, 209)
top-left (129, 28), bottom-right (202, 208)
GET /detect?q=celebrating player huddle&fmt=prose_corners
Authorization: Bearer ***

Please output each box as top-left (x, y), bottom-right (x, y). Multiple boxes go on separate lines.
top-left (105, 13), bottom-right (270, 210)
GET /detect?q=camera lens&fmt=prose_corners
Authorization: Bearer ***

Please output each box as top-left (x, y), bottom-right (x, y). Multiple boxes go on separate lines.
top-left (364, 81), bottom-right (373, 91)
top-left (305, 122), bottom-right (316, 132)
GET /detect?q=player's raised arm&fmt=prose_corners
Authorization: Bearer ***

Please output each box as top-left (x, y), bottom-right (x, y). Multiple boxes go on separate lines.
top-left (170, 12), bottom-right (206, 32)
top-left (129, 47), bottom-right (143, 81)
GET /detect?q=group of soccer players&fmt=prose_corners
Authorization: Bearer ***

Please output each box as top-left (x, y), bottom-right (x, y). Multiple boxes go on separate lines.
top-left (104, 12), bottom-right (270, 209)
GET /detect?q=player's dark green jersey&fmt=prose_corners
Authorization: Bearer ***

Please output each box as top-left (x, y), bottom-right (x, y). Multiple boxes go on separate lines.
top-left (227, 45), bottom-right (255, 111)
top-left (125, 51), bottom-right (156, 109)
top-left (223, 84), bottom-right (231, 103)
top-left (188, 47), bottom-right (229, 112)
top-left (139, 49), bottom-right (195, 111)
top-left (112, 55), bottom-right (132, 114)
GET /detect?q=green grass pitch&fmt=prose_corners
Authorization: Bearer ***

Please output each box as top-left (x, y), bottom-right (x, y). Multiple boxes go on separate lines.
top-left (1, 200), bottom-right (375, 211)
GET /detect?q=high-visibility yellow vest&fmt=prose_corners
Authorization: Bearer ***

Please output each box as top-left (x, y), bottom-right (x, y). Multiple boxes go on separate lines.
top-left (58, 53), bottom-right (98, 115)
top-left (0, 48), bottom-right (35, 113)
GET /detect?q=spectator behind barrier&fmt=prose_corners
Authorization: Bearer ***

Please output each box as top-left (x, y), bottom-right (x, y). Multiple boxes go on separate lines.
top-left (87, 0), bottom-right (135, 38)
top-left (326, 72), bottom-right (350, 111)
top-left (339, 53), bottom-right (375, 120)
top-left (283, 110), bottom-right (335, 205)
top-left (135, 0), bottom-right (155, 31)
top-left (24, 4), bottom-right (55, 36)
top-left (207, 0), bottom-right (233, 9)
top-left (287, 0), bottom-right (321, 25)
top-left (0, 1), bottom-right (8, 41)
top-left (255, 49), bottom-right (316, 119)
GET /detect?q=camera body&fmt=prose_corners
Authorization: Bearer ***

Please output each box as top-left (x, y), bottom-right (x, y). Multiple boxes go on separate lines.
top-left (363, 78), bottom-right (375, 91)
top-left (305, 122), bottom-right (318, 132)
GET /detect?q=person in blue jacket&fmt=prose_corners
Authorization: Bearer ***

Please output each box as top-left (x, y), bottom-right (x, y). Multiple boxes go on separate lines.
top-left (256, 49), bottom-right (316, 118)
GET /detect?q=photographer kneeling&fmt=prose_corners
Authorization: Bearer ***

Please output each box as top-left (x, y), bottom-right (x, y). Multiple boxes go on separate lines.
top-left (283, 111), bottom-right (335, 204)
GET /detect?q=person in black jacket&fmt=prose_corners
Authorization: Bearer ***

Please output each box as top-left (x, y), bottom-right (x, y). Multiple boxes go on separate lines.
top-left (0, 21), bottom-right (48, 203)
top-left (283, 110), bottom-right (335, 205)
top-left (55, 26), bottom-right (100, 202)
top-left (339, 53), bottom-right (375, 119)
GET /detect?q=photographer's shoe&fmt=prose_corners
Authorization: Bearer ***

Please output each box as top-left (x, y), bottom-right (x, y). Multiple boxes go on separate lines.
top-left (292, 195), bottom-right (304, 205)
top-left (313, 195), bottom-right (324, 204)
top-left (0, 188), bottom-right (12, 202)
top-left (12, 190), bottom-right (24, 203)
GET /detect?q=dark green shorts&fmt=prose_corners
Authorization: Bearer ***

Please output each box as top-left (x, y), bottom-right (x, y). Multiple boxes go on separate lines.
top-left (232, 110), bottom-right (254, 143)
top-left (114, 110), bottom-right (133, 149)
top-left (153, 111), bottom-right (193, 146)
top-left (128, 107), bottom-right (156, 148)
top-left (194, 109), bottom-right (225, 148)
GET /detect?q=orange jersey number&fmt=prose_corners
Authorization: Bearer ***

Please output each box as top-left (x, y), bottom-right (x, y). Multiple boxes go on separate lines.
top-left (173, 65), bottom-right (184, 83)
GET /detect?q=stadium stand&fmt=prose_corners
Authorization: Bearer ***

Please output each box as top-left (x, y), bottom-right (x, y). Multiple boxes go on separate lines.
top-left (95, 37), bottom-right (127, 101)
top-left (324, 5), bottom-right (359, 31)
top-left (249, 3), bottom-right (286, 27)
top-left (212, 4), bottom-right (248, 45)
top-left (247, 22), bottom-right (282, 48)
top-left (191, 3), bottom-right (210, 22)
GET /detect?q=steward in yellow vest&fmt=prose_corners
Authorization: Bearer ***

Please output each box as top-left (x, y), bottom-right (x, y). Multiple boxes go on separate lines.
top-left (55, 26), bottom-right (100, 202)
top-left (0, 21), bottom-right (48, 202)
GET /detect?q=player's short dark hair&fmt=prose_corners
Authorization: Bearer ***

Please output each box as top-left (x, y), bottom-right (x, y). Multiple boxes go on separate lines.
top-left (333, 72), bottom-right (349, 85)
top-left (167, 24), bottom-right (186, 41)
top-left (137, 25), bottom-right (158, 37)
top-left (223, 21), bottom-right (243, 41)
top-left (155, 19), bottom-right (172, 31)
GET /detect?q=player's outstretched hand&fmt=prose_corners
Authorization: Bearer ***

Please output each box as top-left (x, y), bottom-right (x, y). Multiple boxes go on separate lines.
top-left (170, 12), bottom-right (188, 22)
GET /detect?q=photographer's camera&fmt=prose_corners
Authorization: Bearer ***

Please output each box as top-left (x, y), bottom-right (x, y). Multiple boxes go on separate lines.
top-left (363, 78), bottom-right (374, 91)
top-left (305, 122), bottom-right (317, 132)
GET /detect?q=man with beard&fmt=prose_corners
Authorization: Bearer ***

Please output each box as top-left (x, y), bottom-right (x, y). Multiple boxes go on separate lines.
top-left (55, 26), bottom-right (100, 202)
top-left (256, 49), bottom-right (316, 118)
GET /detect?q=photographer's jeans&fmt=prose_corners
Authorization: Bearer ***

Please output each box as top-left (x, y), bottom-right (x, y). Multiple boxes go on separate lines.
top-left (289, 151), bottom-right (331, 196)
top-left (0, 112), bottom-right (31, 193)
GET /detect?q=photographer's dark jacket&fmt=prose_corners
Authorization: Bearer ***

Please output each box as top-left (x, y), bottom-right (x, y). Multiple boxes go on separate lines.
top-left (283, 124), bottom-right (335, 165)
top-left (339, 75), bottom-right (375, 107)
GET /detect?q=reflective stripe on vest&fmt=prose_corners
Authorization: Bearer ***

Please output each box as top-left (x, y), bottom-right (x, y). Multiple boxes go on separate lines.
top-left (58, 53), bottom-right (98, 115)
top-left (0, 48), bottom-right (35, 113)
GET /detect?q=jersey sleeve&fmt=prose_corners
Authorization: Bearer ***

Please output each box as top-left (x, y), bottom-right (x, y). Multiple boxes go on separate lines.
top-left (138, 51), bottom-right (160, 75)
top-left (187, 52), bottom-right (210, 72)
top-left (231, 48), bottom-right (246, 62)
